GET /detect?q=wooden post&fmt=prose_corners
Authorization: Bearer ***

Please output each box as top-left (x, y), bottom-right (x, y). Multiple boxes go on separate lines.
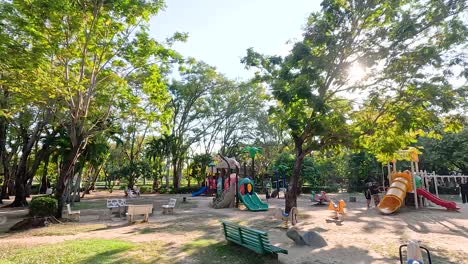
top-left (434, 173), bottom-right (439, 198)
top-left (411, 161), bottom-right (418, 209)
top-left (387, 162), bottom-right (392, 184)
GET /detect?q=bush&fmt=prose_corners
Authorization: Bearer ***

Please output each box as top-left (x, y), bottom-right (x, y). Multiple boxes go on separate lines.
top-left (139, 186), bottom-right (152, 194)
top-left (156, 187), bottom-right (170, 194)
top-left (30, 184), bottom-right (40, 195)
top-left (29, 196), bottom-right (58, 217)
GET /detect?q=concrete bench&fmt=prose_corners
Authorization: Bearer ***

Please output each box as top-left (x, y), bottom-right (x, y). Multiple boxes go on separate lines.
top-left (162, 198), bottom-right (176, 215)
top-left (126, 204), bottom-right (153, 223)
top-left (106, 199), bottom-right (127, 217)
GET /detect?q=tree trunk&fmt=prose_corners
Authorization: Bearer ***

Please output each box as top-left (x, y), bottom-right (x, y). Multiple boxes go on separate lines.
top-left (177, 158), bottom-right (183, 189)
top-left (172, 159), bottom-right (179, 190)
top-left (82, 164), bottom-right (102, 198)
top-left (152, 176), bottom-right (158, 191)
top-left (25, 177), bottom-right (33, 197)
top-left (70, 171), bottom-right (82, 205)
top-left (39, 153), bottom-right (50, 194)
top-left (1, 168), bottom-right (9, 200)
top-left (285, 141), bottom-right (305, 213)
top-left (165, 159), bottom-right (170, 188)
top-left (0, 89), bottom-right (8, 203)
top-left (56, 144), bottom-right (82, 219)
top-left (251, 156), bottom-right (255, 178)
top-left (81, 166), bottom-right (93, 195)
top-left (10, 151), bottom-right (30, 207)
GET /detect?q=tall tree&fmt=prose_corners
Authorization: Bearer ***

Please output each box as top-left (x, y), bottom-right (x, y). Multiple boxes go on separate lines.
top-left (244, 0), bottom-right (468, 212)
top-left (2, 0), bottom-right (183, 216)
top-left (167, 62), bottom-right (220, 189)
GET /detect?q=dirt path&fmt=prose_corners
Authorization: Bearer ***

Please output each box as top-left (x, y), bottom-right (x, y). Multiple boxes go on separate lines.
top-left (1, 191), bottom-right (467, 263)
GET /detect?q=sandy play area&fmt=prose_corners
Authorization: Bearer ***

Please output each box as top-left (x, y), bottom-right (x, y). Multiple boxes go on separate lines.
top-left (0, 191), bottom-right (467, 264)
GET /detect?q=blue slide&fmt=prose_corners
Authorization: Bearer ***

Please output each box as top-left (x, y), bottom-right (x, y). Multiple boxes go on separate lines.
top-left (192, 186), bottom-right (208, 197)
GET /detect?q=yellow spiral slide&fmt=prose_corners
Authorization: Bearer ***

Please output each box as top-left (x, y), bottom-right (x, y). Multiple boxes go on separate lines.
top-left (378, 172), bottom-right (413, 214)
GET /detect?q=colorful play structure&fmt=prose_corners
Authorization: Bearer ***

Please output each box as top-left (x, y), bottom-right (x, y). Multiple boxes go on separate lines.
top-left (195, 154), bottom-right (268, 211)
top-left (191, 162), bottom-right (217, 197)
top-left (273, 207), bottom-right (298, 228)
top-left (311, 191), bottom-right (330, 205)
top-left (378, 148), bottom-right (460, 214)
top-left (270, 165), bottom-right (288, 199)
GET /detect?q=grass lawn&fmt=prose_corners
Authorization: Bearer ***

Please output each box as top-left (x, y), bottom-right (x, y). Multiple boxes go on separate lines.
top-left (0, 239), bottom-right (167, 264)
top-left (0, 237), bottom-right (274, 264)
top-left (27, 224), bottom-right (107, 236)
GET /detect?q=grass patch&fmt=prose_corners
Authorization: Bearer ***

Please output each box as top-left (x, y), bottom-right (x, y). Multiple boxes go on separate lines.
top-left (27, 223), bottom-right (107, 236)
top-left (0, 239), bottom-right (169, 264)
top-left (182, 239), bottom-right (278, 264)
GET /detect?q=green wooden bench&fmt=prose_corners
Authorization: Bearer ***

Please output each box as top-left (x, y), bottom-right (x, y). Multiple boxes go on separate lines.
top-left (221, 220), bottom-right (288, 259)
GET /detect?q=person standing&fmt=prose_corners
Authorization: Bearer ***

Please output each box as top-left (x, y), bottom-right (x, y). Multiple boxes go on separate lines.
top-left (364, 182), bottom-right (373, 208)
top-left (460, 179), bottom-right (468, 204)
top-left (370, 183), bottom-right (381, 206)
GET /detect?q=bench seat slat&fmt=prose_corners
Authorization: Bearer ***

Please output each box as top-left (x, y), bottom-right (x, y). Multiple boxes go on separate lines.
top-left (225, 228), bottom-right (269, 241)
top-left (226, 234), bottom-right (264, 247)
top-left (222, 221), bottom-right (267, 235)
top-left (269, 245), bottom-right (288, 254)
top-left (226, 237), bottom-right (265, 254)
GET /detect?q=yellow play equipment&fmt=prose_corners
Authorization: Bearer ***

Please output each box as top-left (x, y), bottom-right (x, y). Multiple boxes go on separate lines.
top-left (378, 148), bottom-right (419, 214)
top-left (378, 171), bottom-right (413, 214)
top-left (328, 200), bottom-right (346, 220)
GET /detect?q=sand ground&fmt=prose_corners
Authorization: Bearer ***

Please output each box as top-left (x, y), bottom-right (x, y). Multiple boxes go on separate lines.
top-left (0, 191), bottom-right (467, 264)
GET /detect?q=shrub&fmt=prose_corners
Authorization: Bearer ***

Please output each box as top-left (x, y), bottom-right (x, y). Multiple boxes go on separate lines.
top-left (30, 184), bottom-right (40, 195)
top-left (157, 188), bottom-right (169, 194)
top-left (139, 186), bottom-right (152, 194)
top-left (29, 196), bottom-right (58, 217)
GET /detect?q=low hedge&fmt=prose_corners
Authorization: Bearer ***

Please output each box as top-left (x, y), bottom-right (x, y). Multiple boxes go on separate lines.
top-left (29, 196), bottom-right (57, 217)
top-left (139, 186), bottom-right (152, 194)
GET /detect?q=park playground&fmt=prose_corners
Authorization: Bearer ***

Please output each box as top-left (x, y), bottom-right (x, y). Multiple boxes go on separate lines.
top-left (1, 0), bottom-right (468, 263)
top-left (0, 180), bottom-right (467, 263)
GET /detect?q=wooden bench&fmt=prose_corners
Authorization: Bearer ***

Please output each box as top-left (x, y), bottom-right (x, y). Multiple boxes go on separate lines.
top-left (126, 204), bottom-right (153, 223)
top-left (221, 220), bottom-right (288, 259)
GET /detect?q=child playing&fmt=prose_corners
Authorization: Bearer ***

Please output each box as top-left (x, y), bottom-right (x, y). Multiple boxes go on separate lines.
top-left (364, 182), bottom-right (381, 208)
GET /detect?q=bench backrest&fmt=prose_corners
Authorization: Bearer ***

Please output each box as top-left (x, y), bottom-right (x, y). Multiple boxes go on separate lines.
top-left (168, 198), bottom-right (176, 207)
top-left (127, 204), bottom-right (153, 215)
top-left (221, 220), bottom-right (274, 254)
top-left (107, 199), bottom-right (127, 208)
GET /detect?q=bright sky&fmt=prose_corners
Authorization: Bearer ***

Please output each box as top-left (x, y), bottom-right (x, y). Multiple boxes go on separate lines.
top-left (150, 0), bottom-right (321, 80)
